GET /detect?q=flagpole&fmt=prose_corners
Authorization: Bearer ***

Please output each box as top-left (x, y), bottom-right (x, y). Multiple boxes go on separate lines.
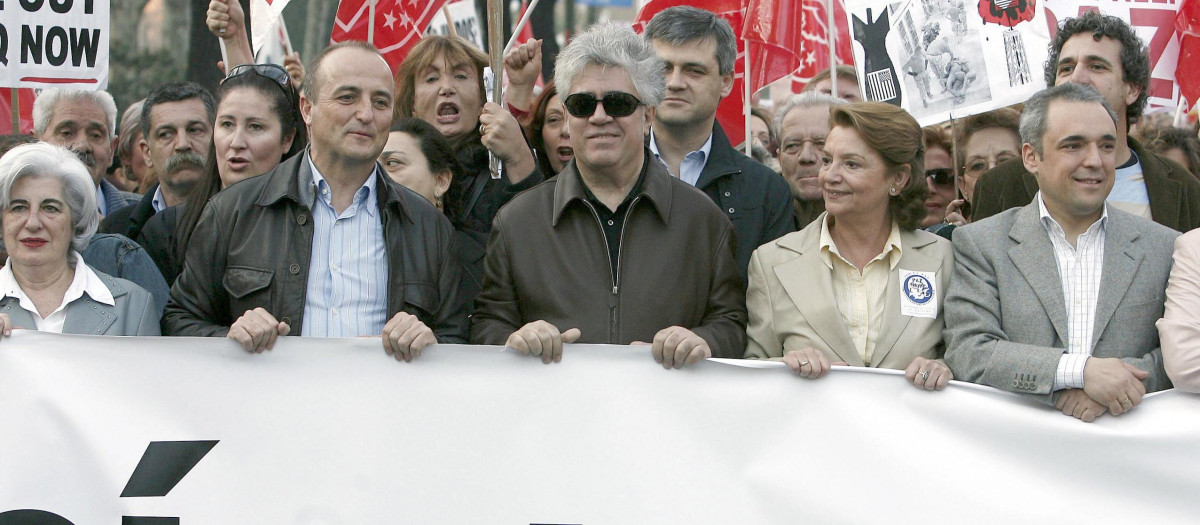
top-left (827, 0), bottom-right (837, 96)
top-left (505, 0), bottom-right (542, 54)
top-left (9, 89), bottom-right (19, 133)
top-left (443, 5), bottom-right (457, 38)
top-left (487, 0), bottom-right (504, 178)
top-left (368, 0), bottom-right (376, 45)
top-left (744, 46), bottom-right (752, 155)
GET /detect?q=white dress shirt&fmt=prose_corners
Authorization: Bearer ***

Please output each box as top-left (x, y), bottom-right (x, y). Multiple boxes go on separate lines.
top-left (0, 253), bottom-right (115, 333)
top-left (649, 129), bottom-right (713, 187)
top-left (1037, 193), bottom-right (1108, 390)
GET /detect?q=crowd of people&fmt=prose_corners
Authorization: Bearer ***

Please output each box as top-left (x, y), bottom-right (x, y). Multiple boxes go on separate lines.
top-left (2, 4), bottom-right (1200, 422)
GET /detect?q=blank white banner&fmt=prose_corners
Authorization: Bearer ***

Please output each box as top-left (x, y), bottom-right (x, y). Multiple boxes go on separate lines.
top-left (1, 332), bottom-right (1198, 523)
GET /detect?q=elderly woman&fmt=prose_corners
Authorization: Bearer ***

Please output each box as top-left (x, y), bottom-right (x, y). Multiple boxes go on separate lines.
top-left (0, 143), bottom-right (160, 336)
top-left (745, 102), bottom-right (954, 390)
top-left (941, 107), bottom-right (1022, 228)
top-left (394, 35), bottom-right (544, 309)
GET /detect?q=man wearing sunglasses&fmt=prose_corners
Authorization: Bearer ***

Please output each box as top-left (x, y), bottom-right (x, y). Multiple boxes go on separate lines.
top-left (471, 24), bottom-right (747, 368)
top-left (642, 6), bottom-right (794, 283)
top-left (164, 42), bottom-right (467, 360)
top-left (971, 11), bottom-right (1200, 233)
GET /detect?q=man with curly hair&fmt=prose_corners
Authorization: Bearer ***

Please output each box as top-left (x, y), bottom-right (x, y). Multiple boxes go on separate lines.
top-left (971, 11), bottom-right (1200, 232)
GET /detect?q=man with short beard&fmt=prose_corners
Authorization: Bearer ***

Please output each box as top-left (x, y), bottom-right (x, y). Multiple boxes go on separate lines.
top-left (101, 82), bottom-right (215, 242)
top-left (32, 89), bottom-right (141, 216)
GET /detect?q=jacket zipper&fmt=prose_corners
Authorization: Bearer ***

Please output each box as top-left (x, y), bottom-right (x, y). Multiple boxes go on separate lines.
top-left (583, 196), bottom-right (641, 342)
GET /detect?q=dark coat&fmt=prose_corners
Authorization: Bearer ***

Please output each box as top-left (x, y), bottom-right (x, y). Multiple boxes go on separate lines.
top-left (99, 183), bottom-right (158, 240)
top-left (162, 152), bottom-right (468, 342)
top-left (694, 124), bottom-right (795, 284)
top-left (470, 149), bottom-right (748, 357)
top-left (972, 138), bottom-right (1200, 232)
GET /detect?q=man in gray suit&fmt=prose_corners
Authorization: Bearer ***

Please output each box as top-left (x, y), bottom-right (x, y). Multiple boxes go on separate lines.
top-left (944, 84), bottom-right (1178, 422)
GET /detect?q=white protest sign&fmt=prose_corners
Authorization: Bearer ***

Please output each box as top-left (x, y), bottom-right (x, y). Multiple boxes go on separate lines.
top-left (2, 332), bottom-right (1199, 523)
top-left (423, 0), bottom-right (483, 50)
top-left (842, 0), bottom-right (1050, 125)
top-left (1045, 0), bottom-right (1184, 110)
top-left (0, 0), bottom-right (109, 89)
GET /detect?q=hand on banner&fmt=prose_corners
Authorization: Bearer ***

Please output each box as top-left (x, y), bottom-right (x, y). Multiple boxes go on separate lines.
top-left (651, 326), bottom-right (711, 369)
top-left (781, 347), bottom-right (845, 379)
top-left (206, 0), bottom-right (244, 39)
top-left (228, 308), bottom-right (291, 353)
top-left (478, 103), bottom-right (536, 179)
top-left (1055, 388), bottom-right (1108, 423)
top-left (504, 39), bottom-right (543, 113)
top-left (905, 356), bottom-right (953, 391)
top-left (1083, 358), bottom-right (1150, 416)
top-left (382, 312), bottom-right (437, 363)
top-left (284, 52), bottom-right (306, 89)
top-left (505, 320), bottom-right (581, 364)
top-left (944, 199), bottom-right (968, 227)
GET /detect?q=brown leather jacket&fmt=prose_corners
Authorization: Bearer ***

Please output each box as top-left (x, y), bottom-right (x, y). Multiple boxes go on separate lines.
top-left (162, 152), bottom-right (468, 342)
top-left (470, 150), bottom-right (747, 357)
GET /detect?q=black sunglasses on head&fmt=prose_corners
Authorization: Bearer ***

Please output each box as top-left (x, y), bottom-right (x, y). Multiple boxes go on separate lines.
top-left (563, 92), bottom-right (643, 118)
top-left (925, 168), bottom-right (955, 186)
top-left (223, 63), bottom-right (297, 104)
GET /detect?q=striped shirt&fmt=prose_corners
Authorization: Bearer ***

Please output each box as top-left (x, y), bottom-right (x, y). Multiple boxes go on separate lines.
top-left (1037, 193), bottom-right (1108, 390)
top-left (819, 217), bottom-right (903, 365)
top-left (301, 158), bottom-right (389, 337)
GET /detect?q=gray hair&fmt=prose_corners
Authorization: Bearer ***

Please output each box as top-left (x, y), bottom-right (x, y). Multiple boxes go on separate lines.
top-left (643, 6), bottom-right (737, 76)
top-left (554, 24), bottom-right (666, 108)
top-left (1020, 83), bottom-right (1117, 155)
top-left (117, 99), bottom-right (145, 162)
top-left (0, 142), bottom-right (99, 253)
top-left (773, 91), bottom-right (847, 137)
top-left (32, 89), bottom-right (118, 138)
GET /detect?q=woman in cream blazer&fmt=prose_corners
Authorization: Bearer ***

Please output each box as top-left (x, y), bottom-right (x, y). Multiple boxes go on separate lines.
top-left (745, 103), bottom-right (954, 390)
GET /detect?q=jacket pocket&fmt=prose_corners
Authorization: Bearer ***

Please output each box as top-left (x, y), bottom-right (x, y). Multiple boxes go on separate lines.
top-left (403, 282), bottom-right (439, 319)
top-left (223, 266), bottom-right (274, 299)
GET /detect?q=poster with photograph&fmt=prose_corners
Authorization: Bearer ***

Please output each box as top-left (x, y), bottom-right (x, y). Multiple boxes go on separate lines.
top-left (843, 0), bottom-right (1050, 125)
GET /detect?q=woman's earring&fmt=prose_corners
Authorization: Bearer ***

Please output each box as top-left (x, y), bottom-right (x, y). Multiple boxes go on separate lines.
top-left (889, 187), bottom-right (900, 196)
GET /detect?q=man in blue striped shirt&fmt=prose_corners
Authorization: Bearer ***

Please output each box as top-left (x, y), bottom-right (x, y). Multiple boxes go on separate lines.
top-left (164, 42), bottom-right (468, 359)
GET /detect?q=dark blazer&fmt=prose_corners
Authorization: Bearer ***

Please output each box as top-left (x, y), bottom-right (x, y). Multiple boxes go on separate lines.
top-left (99, 183), bottom-right (158, 241)
top-left (972, 138), bottom-right (1200, 232)
top-left (100, 179), bottom-right (141, 217)
top-left (471, 150), bottom-right (747, 357)
top-left (944, 201), bottom-right (1178, 405)
top-left (693, 123), bottom-right (795, 284)
top-left (162, 152), bottom-right (468, 342)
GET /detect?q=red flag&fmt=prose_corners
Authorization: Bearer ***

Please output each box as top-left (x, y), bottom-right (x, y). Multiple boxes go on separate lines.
top-left (789, 0), bottom-right (853, 92)
top-left (633, 0), bottom-right (748, 146)
top-left (0, 89), bottom-right (36, 135)
top-left (330, 0), bottom-right (450, 75)
top-left (743, 0), bottom-right (804, 94)
top-left (1178, 0), bottom-right (1200, 105)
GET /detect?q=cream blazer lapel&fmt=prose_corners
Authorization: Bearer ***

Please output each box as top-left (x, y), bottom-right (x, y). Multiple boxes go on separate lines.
top-left (773, 222), bottom-right (864, 366)
top-left (869, 229), bottom-right (943, 367)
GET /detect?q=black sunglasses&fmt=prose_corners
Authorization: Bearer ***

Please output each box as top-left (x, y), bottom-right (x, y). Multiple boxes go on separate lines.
top-left (563, 92), bottom-right (643, 118)
top-left (222, 64), bottom-right (296, 102)
top-left (925, 168), bottom-right (955, 186)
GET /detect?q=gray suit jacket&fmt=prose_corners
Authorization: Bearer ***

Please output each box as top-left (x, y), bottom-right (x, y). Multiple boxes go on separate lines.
top-left (944, 201), bottom-right (1178, 404)
top-left (0, 269), bottom-right (161, 336)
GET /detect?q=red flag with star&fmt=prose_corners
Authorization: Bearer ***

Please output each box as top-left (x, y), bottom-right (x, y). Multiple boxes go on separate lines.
top-left (1178, 0), bottom-right (1200, 105)
top-left (330, 0), bottom-right (450, 75)
top-left (789, 0), bottom-right (853, 92)
top-left (633, 0), bottom-right (748, 145)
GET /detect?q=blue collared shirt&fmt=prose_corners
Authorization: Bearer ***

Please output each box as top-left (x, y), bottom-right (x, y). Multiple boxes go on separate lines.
top-left (649, 129), bottom-right (713, 187)
top-left (301, 158), bottom-right (389, 337)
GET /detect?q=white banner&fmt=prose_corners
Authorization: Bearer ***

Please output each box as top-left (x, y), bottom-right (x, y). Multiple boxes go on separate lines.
top-left (843, 0), bottom-right (1050, 126)
top-left (424, 0), bottom-right (484, 51)
top-left (1045, 0), bottom-right (1184, 111)
top-left (250, 0), bottom-right (291, 56)
top-left (0, 0), bottom-right (108, 89)
top-left (2, 332), bottom-right (1199, 523)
